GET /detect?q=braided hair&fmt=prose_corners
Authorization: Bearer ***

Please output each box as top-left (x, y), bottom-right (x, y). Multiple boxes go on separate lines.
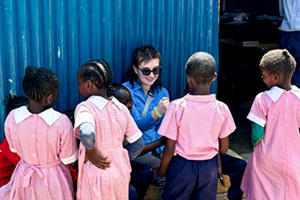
top-left (260, 49), bottom-right (296, 80)
top-left (185, 52), bottom-right (216, 85)
top-left (78, 60), bottom-right (114, 89)
top-left (22, 66), bottom-right (59, 102)
top-left (107, 83), bottom-right (124, 98)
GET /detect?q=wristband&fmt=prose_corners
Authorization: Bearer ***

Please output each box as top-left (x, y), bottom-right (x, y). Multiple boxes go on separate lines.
top-left (154, 107), bottom-right (162, 117)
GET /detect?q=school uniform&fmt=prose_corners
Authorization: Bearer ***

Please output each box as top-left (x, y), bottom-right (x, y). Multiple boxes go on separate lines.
top-left (158, 94), bottom-right (236, 200)
top-left (241, 86), bottom-right (300, 200)
top-left (74, 96), bottom-right (142, 200)
top-left (0, 107), bottom-right (78, 200)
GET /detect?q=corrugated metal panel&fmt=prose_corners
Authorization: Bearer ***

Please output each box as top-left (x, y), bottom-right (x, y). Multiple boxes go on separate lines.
top-left (0, 0), bottom-right (219, 142)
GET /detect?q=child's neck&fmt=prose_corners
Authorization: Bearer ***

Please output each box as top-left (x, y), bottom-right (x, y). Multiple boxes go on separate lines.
top-left (277, 79), bottom-right (292, 91)
top-left (28, 100), bottom-right (49, 114)
top-left (192, 85), bottom-right (211, 95)
top-left (90, 89), bottom-right (109, 100)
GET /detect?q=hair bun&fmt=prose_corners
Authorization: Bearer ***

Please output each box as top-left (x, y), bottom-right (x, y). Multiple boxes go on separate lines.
top-left (282, 49), bottom-right (289, 57)
top-left (25, 66), bottom-right (38, 80)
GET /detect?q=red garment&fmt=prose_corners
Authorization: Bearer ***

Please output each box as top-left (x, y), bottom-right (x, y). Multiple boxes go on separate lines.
top-left (0, 138), bottom-right (78, 189)
top-left (0, 138), bottom-right (20, 187)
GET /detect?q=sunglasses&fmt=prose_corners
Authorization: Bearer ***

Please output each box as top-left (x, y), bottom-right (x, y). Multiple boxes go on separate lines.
top-left (137, 66), bottom-right (162, 76)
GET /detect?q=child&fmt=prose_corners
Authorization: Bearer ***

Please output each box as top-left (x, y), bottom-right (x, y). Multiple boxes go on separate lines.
top-left (155, 52), bottom-right (236, 199)
top-left (241, 49), bottom-right (300, 199)
top-left (0, 67), bottom-right (78, 200)
top-left (0, 95), bottom-right (29, 187)
top-left (184, 84), bottom-right (247, 200)
top-left (74, 60), bottom-right (143, 200)
top-left (107, 83), bottom-right (153, 200)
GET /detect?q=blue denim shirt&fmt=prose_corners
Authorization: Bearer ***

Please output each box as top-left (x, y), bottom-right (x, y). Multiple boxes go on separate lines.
top-left (279, 0), bottom-right (300, 31)
top-left (123, 81), bottom-right (169, 153)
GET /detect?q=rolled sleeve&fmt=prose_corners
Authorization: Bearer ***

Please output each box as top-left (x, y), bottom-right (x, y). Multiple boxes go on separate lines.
top-left (219, 105), bottom-right (236, 139)
top-left (59, 116), bottom-right (78, 164)
top-left (74, 105), bottom-right (95, 138)
top-left (158, 102), bottom-right (178, 141)
top-left (247, 94), bottom-right (267, 127)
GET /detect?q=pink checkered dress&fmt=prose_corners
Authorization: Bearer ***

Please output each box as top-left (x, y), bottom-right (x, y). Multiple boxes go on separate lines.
top-left (75, 96), bottom-right (142, 200)
top-left (241, 86), bottom-right (300, 200)
top-left (0, 107), bottom-right (78, 200)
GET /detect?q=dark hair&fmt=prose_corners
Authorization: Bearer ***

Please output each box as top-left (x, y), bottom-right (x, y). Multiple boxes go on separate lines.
top-left (107, 83), bottom-right (127, 98)
top-left (185, 52), bottom-right (216, 85)
top-left (127, 45), bottom-right (163, 90)
top-left (22, 66), bottom-right (59, 102)
top-left (62, 108), bottom-right (75, 126)
top-left (78, 60), bottom-right (114, 89)
top-left (2, 94), bottom-right (29, 115)
top-left (260, 49), bottom-right (296, 80)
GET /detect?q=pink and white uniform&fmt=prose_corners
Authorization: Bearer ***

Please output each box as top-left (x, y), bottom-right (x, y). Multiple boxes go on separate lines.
top-left (241, 86), bottom-right (300, 200)
top-left (0, 106), bottom-right (78, 200)
top-left (74, 96), bottom-right (142, 200)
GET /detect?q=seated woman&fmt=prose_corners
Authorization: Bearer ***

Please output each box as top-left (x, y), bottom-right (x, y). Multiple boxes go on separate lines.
top-left (123, 45), bottom-right (170, 199)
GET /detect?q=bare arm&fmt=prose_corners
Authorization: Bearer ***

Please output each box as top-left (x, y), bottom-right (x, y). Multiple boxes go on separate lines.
top-left (219, 137), bottom-right (229, 154)
top-left (139, 137), bottom-right (166, 156)
top-left (157, 138), bottom-right (176, 176)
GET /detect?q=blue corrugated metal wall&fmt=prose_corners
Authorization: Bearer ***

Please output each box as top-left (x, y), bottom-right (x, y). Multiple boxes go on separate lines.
top-left (0, 0), bottom-right (219, 142)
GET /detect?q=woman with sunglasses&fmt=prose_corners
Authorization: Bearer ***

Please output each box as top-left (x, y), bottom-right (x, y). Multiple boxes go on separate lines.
top-left (123, 45), bottom-right (169, 200)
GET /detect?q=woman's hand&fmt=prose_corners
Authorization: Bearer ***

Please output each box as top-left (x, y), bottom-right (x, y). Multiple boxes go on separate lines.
top-left (156, 97), bottom-right (170, 116)
top-left (85, 146), bottom-right (110, 169)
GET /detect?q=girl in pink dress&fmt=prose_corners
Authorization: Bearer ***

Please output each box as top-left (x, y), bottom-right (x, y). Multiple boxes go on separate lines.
top-left (0, 67), bottom-right (78, 200)
top-left (241, 49), bottom-right (300, 199)
top-left (74, 60), bottom-right (142, 200)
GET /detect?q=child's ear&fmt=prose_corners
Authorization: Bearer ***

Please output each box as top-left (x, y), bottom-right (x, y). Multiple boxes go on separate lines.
top-left (86, 80), bottom-right (92, 90)
top-left (212, 73), bottom-right (217, 82)
top-left (274, 73), bottom-right (279, 82)
top-left (187, 76), bottom-right (194, 94)
top-left (46, 93), bottom-right (53, 105)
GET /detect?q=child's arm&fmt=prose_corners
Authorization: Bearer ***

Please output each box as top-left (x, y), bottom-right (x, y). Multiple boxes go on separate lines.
top-left (124, 136), bottom-right (145, 160)
top-left (218, 153), bottom-right (225, 186)
top-left (219, 136), bottom-right (229, 154)
top-left (156, 138), bottom-right (176, 177)
top-left (85, 146), bottom-right (110, 169)
top-left (139, 136), bottom-right (166, 156)
top-left (79, 122), bottom-right (96, 150)
top-left (251, 122), bottom-right (264, 145)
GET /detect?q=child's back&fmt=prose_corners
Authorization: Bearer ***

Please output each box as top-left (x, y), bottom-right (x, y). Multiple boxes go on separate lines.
top-left (0, 67), bottom-right (78, 200)
top-left (160, 94), bottom-right (234, 160)
top-left (241, 49), bottom-right (300, 199)
top-left (75, 60), bottom-right (142, 200)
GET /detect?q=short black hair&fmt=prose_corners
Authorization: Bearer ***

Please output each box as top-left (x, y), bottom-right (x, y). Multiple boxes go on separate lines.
top-left (260, 49), bottom-right (296, 80)
top-left (78, 60), bottom-right (114, 89)
top-left (107, 83), bottom-right (126, 98)
top-left (185, 52), bottom-right (215, 85)
top-left (126, 45), bottom-right (162, 90)
top-left (22, 66), bottom-right (59, 102)
top-left (2, 94), bottom-right (29, 115)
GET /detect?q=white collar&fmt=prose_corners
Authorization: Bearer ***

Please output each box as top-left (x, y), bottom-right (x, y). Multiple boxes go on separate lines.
top-left (15, 106), bottom-right (61, 126)
top-left (265, 86), bottom-right (300, 102)
top-left (87, 95), bottom-right (122, 110)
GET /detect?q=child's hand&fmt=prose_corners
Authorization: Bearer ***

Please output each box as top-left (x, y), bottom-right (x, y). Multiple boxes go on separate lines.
top-left (218, 166), bottom-right (225, 187)
top-left (85, 147), bottom-right (110, 169)
top-left (156, 97), bottom-right (170, 115)
top-left (151, 166), bottom-right (167, 177)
